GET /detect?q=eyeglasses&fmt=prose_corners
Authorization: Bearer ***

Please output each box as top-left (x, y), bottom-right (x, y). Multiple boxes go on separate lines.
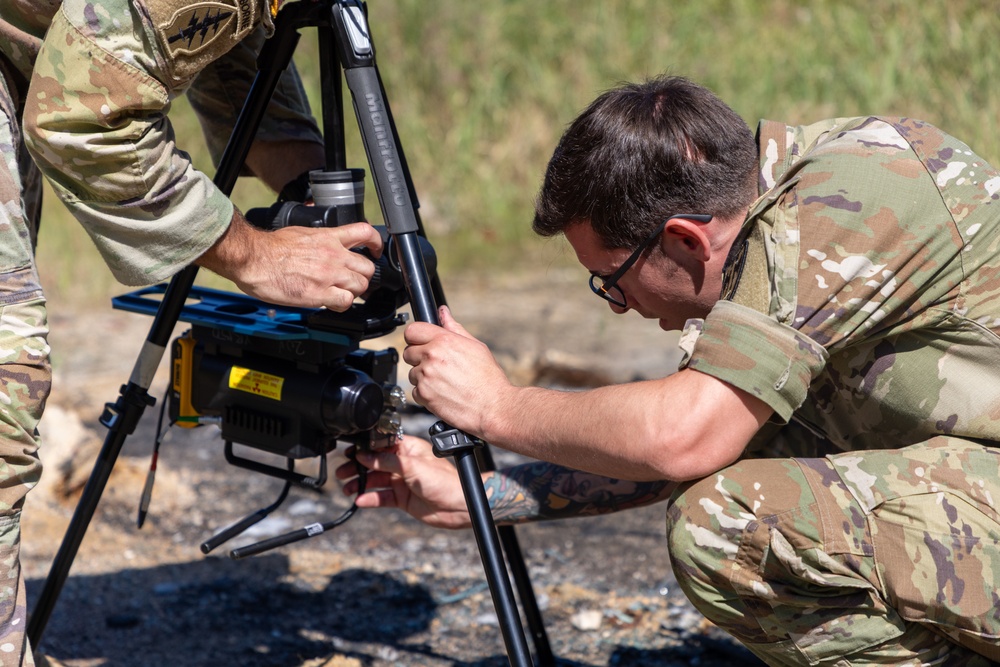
top-left (588, 214), bottom-right (713, 308)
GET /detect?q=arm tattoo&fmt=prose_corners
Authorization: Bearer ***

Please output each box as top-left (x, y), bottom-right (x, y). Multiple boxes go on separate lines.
top-left (484, 461), bottom-right (676, 524)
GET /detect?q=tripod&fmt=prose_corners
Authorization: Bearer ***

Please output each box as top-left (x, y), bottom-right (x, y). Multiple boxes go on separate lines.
top-left (27, 3), bottom-right (552, 666)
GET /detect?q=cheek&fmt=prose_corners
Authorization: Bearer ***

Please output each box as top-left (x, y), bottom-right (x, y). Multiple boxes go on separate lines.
top-left (620, 274), bottom-right (664, 308)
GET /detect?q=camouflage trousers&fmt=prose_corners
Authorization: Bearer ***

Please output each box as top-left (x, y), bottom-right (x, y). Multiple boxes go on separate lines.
top-left (0, 72), bottom-right (51, 667)
top-left (666, 437), bottom-right (1000, 666)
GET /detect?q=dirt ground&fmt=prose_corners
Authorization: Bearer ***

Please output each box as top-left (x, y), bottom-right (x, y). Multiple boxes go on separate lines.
top-left (22, 271), bottom-right (762, 667)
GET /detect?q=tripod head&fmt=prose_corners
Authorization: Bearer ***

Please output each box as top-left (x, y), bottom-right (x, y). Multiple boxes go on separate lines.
top-left (245, 167), bottom-right (437, 311)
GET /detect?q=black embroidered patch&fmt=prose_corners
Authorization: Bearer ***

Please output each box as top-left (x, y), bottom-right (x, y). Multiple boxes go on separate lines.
top-left (160, 3), bottom-right (236, 56)
top-left (720, 226), bottom-right (750, 301)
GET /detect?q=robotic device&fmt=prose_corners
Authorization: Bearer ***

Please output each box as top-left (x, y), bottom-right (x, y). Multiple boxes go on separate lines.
top-left (115, 280), bottom-right (408, 555)
top-left (161, 289), bottom-right (405, 466)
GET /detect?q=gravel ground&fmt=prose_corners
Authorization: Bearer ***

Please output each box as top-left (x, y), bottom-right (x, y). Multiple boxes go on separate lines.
top-left (23, 271), bottom-right (764, 667)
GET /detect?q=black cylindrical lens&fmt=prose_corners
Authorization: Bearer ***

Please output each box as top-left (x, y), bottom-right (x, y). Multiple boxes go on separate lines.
top-left (320, 366), bottom-right (384, 433)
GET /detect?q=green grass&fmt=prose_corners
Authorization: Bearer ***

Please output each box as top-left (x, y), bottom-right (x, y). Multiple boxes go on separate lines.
top-left (35, 0), bottom-right (1000, 306)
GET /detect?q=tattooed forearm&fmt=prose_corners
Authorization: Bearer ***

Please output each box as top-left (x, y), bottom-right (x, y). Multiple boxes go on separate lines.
top-left (484, 461), bottom-right (676, 524)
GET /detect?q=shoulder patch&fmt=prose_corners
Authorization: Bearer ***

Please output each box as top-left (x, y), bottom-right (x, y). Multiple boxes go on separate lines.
top-left (146, 0), bottom-right (262, 83)
top-left (720, 229), bottom-right (748, 301)
top-left (159, 3), bottom-right (238, 57)
top-left (722, 223), bottom-right (772, 315)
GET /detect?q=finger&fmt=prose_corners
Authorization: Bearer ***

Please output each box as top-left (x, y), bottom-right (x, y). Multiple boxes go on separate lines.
top-left (396, 434), bottom-right (433, 454)
top-left (403, 321), bottom-right (445, 346)
top-left (320, 270), bottom-right (372, 311)
top-left (321, 287), bottom-right (358, 313)
top-left (354, 448), bottom-right (404, 475)
top-left (343, 470), bottom-right (399, 494)
top-left (402, 344), bottom-right (419, 367)
top-left (340, 248), bottom-right (377, 280)
top-left (335, 222), bottom-right (384, 257)
top-left (340, 476), bottom-right (360, 496)
top-left (334, 458), bottom-right (364, 480)
top-left (409, 382), bottom-right (425, 408)
top-left (438, 305), bottom-right (474, 339)
top-left (334, 263), bottom-right (374, 296)
top-left (406, 366), bottom-right (417, 388)
top-left (354, 488), bottom-right (402, 509)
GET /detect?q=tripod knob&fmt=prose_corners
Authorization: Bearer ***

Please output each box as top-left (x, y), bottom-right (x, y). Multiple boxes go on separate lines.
top-left (429, 422), bottom-right (485, 458)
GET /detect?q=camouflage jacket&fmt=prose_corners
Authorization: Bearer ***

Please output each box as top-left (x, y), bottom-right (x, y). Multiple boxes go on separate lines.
top-left (0, 0), bottom-right (322, 285)
top-left (679, 117), bottom-right (1000, 451)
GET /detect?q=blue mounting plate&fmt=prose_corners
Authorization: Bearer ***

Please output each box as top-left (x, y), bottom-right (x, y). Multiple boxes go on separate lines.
top-left (111, 284), bottom-right (355, 345)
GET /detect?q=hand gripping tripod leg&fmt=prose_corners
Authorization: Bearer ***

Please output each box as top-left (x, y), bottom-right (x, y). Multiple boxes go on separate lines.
top-left (28, 3), bottom-right (553, 666)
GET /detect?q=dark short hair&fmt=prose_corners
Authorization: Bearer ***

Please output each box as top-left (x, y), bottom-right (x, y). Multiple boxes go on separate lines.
top-left (532, 76), bottom-right (758, 248)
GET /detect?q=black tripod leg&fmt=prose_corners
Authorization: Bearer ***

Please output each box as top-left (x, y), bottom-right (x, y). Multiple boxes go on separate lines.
top-left (431, 425), bottom-right (534, 667)
top-left (344, 12), bottom-right (553, 663)
top-left (478, 450), bottom-right (555, 666)
top-left (366, 37), bottom-right (551, 661)
top-left (28, 267), bottom-right (197, 647)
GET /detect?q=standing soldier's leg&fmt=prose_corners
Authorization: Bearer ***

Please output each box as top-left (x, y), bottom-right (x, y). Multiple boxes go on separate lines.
top-left (0, 80), bottom-right (50, 667)
top-left (665, 438), bottom-right (1000, 666)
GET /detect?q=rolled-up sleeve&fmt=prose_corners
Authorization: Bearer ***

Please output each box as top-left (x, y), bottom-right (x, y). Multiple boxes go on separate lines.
top-left (678, 301), bottom-right (829, 422)
top-left (22, 3), bottom-right (233, 285)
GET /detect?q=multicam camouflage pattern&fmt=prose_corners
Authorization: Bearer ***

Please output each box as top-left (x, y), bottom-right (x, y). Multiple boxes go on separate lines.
top-left (667, 441), bottom-right (1000, 665)
top-left (684, 117), bottom-right (1000, 447)
top-left (2, 0), bottom-right (321, 286)
top-left (0, 2), bottom-right (61, 86)
top-left (0, 295), bottom-right (48, 667)
top-left (671, 117), bottom-right (1000, 663)
top-left (0, 86), bottom-right (49, 667)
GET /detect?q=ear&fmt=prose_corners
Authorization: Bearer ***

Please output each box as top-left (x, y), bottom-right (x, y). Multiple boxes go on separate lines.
top-left (662, 217), bottom-right (712, 263)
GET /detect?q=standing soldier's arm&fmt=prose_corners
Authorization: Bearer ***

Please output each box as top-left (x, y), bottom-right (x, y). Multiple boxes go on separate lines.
top-left (22, 0), bottom-right (381, 307)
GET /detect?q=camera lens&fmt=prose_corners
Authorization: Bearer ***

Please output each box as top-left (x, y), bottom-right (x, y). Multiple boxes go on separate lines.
top-left (320, 367), bottom-right (385, 433)
top-left (310, 168), bottom-right (366, 208)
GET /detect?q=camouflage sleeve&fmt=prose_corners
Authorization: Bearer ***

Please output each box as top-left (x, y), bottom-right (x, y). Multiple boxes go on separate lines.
top-left (678, 301), bottom-right (828, 422)
top-left (186, 27), bottom-right (323, 171)
top-left (21, 0), bottom-right (272, 286)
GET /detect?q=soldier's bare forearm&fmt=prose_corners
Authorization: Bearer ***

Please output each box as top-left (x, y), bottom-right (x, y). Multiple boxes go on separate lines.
top-left (484, 461), bottom-right (677, 524)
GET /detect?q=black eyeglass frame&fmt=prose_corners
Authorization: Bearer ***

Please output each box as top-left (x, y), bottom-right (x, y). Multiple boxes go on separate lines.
top-left (588, 213), bottom-right (713, 308)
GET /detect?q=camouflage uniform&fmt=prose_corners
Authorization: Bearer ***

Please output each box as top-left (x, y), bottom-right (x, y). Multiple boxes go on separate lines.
top-left (669, 117), bottom-right (1000, 664)
top-left (0, 1), bottom-right (321, 663)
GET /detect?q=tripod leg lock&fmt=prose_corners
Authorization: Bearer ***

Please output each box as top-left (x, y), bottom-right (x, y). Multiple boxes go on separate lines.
top-left (429, 421), bottom-right (485, 458)
top-left (99, 384), bottom-right (156, 433)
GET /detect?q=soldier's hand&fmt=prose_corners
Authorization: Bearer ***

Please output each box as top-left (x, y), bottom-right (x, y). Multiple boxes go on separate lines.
top-left (335, 436), bottom-right (473, 530)
top-left (403, 305), bottom-right (513, 437)
top-left (197, 211), bottom-right (383, 310)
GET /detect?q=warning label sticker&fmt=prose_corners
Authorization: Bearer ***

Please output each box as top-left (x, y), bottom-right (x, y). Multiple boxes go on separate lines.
top-left (229, 366), bottom-right (284, 401)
